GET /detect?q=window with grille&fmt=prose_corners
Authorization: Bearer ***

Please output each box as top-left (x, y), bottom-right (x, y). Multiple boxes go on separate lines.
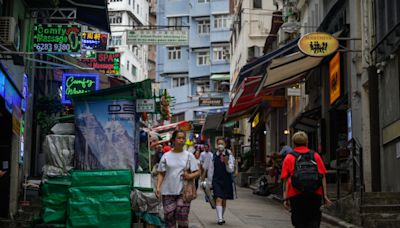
top-left (168, 17), bottom-right (182, 30)
top-left (197, 20), bottom-right (210, 34)
top-left (172, 77), bottom-right (187, 88)
top-left (168, 47), bottom-right (181, 60)
top-left (197, 52), bottom-right (210, 65)
top-left (213, 46), bottom-right (230, 61)
top-left (214, 15), bottom-right (230, 29)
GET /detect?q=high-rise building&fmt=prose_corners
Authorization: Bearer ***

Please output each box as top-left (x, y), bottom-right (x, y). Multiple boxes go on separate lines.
top-left (156, 0), bottom-right (232, 123)
top-left (108, 0), bottom-right (150, 82)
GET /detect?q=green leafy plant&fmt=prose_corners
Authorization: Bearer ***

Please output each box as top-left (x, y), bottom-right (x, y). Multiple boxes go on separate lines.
top-left (36, 96), bottom-right (62, 135)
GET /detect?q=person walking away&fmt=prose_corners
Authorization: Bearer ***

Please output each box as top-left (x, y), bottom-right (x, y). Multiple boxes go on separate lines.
top-left (200, 144), bottom-right (214, 185)
top-left (279, 142), bottom-right (292, 158)
top-left (156, 130), bottom-right (200, 228)
top-left (193, 148), bottom-right (201, 190)
top-left (281, 131), bottom-right (332, 228)
top-left (204, 138), bottom-right (235, 225)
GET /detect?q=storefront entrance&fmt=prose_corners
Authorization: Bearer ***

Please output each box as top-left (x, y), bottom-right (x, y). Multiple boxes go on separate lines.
top-left (0, 97), bottom-right (12, 217)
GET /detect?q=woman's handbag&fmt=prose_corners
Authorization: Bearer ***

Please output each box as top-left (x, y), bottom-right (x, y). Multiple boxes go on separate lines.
top-left (182, 154), bottom-right (197, 203)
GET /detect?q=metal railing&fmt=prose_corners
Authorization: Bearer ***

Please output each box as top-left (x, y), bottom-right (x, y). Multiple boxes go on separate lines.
top-left (336, 138), bottom-right (364, 201)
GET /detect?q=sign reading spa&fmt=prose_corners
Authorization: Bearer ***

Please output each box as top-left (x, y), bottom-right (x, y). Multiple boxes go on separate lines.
top-left (61, 73), bottom-right (99, 104)
top-left (33, 24), bottom-right (81, 53)
top-left (298, 32), bottom-right (339, 57)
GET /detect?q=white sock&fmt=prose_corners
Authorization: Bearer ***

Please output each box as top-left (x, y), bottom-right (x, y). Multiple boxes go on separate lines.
top-left (216, 206), bottom-right (223, 221)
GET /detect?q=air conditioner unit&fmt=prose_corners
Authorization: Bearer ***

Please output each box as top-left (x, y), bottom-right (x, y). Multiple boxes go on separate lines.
top-left (0, 17), bottom-right (20, 50)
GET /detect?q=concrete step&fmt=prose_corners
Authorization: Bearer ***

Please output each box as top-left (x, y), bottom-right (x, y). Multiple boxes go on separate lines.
top-left (362, 192), bottom-right (400, 204)
top-left (363, 218), bottom-right (400, 228)
top-left (360, 204), bottom-right (400, 214)
top-left (361, 212), bottom-right (400, 221)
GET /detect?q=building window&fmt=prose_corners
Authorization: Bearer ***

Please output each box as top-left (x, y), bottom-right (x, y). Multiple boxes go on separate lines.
top-left (195, 80), bottom-right (210, 96)
top-left (197, 51), bottom-right (210, 65)
top-left (127, 60), bottom-right (130, 71)
top-left (172, 77), bottom-right (187, 88)
top-left (213, 46), bottom-right (230, 61)
top-left (198, 0), bottom-right (210, 3)
top-left (110, 16), bottom-right (122, 24)
top-left (214, 80), bottom-right (230, 92)
top-left (197, 20), bottom-right (210, 35)
top-left (171, 113), bottom-right (185, 123)
top-left (214, 15), bottom-right (230, 29)
top-left (137, 4), bottom-right (139, 14)
top-left (253, 0), bottom-right (262, 9)
top-left (168, 47), bottom-right (181, 60)
top-left (132, 64), bottom-right (137, 77)
top-left (128, 0), bottom-right (131, 5)
top-left (111, 36), bottom-right (122, 46)
top-left (168, 17), bottom-right (182, 30)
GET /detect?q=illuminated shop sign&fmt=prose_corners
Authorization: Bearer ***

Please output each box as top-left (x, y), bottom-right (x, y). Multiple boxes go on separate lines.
top-left (62, 73), bottom-right (99, 104)
top-left (81, 32), bottom-right (108, 50)
top-left (80, 52), bottom-right (120, 75)
top-left (329, 52), bottom-right (341, 104)
top-left (33, 24), bottom-right (81, 53)
top-left (0, 68), bottom-right (22, 114)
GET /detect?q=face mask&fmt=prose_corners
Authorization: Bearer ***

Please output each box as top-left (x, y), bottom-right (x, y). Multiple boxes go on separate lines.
top-left (217, 144), bottom-right (225, 151)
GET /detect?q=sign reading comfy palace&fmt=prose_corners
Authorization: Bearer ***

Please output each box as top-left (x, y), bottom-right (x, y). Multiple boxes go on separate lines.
top-left (298, 32), bottom-right (339, 57)
top-left (33, 24), bottom-right (81, 53)
top-left (199, 97), bottom-right (224, 107)
top-left (62, 73), bottom-right (99, 104)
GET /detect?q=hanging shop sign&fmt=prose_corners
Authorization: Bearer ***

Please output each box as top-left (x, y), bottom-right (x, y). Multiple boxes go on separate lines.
top-left (126, 30), bottom-right (189, 45)
top-left (33, 24), bottom-right (81, 53)
top-left (80, 52), bottom-right (121, 75)
top-left (81, 31), bottom-right (108, 50)
top-left (136, 99), bottom-right (155, 113)
top-left (329, 52), bottom-right (341, 104)
top-left (298, 32), bottom-right (339, 57)
top-left (252, 112), bottom-right (260, 128)
top-left (287, 88), bottom-right (301, 96)
top-left (199, 97), bottom-right (224, 107)
top-left (62, 73), bottom-right (99, 104)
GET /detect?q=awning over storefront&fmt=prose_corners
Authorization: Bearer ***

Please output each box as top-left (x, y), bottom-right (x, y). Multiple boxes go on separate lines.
top-left (210, 74), bottom-right (230, 81)
top-left (27, 0), bottom-right (110, 33)
top-left (258, 52), bottom-right (324, 92)
top-left (290, 108), bottom-right (320, 132)
top-left (152, 121), bottom-right (190, 132)
top-left (232, 38), bottom-right (299, 90)
top-left (201, 112), bottom-right (224, 134)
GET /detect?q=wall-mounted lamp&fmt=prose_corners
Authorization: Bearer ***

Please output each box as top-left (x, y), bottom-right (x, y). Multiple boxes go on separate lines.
top-left (284, 129), bottom-right (290, 135)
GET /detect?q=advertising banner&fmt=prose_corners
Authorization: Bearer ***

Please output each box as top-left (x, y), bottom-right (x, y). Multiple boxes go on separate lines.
top-left (199, 97), bottom-right (224, 106)
top-left (33, 24), bottom-right (81, 53)
top-left (74, 99), bottom-right (139, 170)
top-left (127, 30), bottom-right (189, 45)
top-left (80, 52), bottom-right (120, 75)
top-left (329, 52), bottom-right (341, 104)
top-left (61, 73), bottom-right (99, 104)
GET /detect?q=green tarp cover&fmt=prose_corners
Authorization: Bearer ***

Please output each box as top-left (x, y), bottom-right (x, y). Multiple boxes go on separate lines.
top-left (71, 169), bottom-right (133, 187)
top-left (41, 176), bottom-right (71, 224)
top-left (67, 185), bottom-right (131, 228)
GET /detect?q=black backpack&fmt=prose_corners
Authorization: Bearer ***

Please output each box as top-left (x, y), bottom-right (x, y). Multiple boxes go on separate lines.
top-left (290, 151), bottom-right (322, 193)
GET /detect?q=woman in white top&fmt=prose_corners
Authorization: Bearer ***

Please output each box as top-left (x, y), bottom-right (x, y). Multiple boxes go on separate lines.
top-left (156, 130), bottom-right (200, 228)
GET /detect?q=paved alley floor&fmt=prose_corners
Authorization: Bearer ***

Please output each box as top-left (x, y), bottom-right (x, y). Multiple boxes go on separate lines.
top-left (188, 186), bottom-right (337, 228)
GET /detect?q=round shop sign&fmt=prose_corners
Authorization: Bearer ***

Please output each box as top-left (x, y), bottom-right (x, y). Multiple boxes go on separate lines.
top-left (298, 32), bottom-right (339, 57)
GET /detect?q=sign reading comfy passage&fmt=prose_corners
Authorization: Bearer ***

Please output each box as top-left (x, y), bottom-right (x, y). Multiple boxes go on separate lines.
top-left (62, 73), bottom-right (99, 104)
top-left (298, 32), bottom-right (339, 57)
top-left (33, 24), bottom-right (81, 53)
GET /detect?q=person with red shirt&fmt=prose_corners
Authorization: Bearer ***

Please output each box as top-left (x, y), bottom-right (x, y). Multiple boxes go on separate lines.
top-left (281, 131), bottom-right (332, 228)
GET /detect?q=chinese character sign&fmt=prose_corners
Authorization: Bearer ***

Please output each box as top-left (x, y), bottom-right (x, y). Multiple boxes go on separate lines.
top-left (33, 24), bottom-right (81, 53)
top-left (81, 32), bottom-right (108, 50)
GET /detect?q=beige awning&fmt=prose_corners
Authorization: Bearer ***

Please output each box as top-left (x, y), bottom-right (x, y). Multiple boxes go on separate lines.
top-left (262, 52), bottom-right (324, 89)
